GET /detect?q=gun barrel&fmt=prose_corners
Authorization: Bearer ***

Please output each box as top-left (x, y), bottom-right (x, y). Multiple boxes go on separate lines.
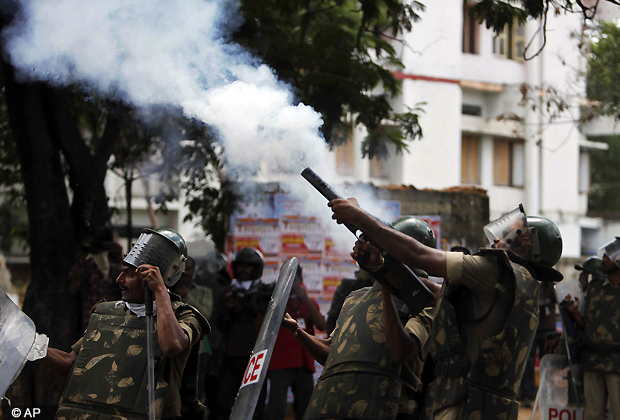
top-left (301, 167), bottom-right (343, 201)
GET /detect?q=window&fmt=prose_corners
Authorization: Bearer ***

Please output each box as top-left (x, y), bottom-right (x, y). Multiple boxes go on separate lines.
top-left (369, 156), bottom-right (387, 178)
top-left (335, 126), bottom-right (355, 176)
top-left (493, 19), bottom-right (525, 61)
top-left (493, 138), bottom-right (524, 187)
top-left (579, 150), bottom-right (590, 193)
top-left (463, 2), bottom-right (479, 54)
top-left (462, 104), bottom-right (482, 116)
top-left (461, 136), bottom-right (480, 184)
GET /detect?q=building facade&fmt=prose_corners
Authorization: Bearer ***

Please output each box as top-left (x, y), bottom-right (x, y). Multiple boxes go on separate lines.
top-left (334, 0), bottom-right (614, 259)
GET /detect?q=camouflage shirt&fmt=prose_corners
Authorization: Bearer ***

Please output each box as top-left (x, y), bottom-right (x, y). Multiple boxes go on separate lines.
top-left (581, 277), bottom-right (620, 373)
top-left (57, 295), bottom-right (207, 420)
top-left (431, 249), bottom-right (539, 420)
top-left (304, 283), bottom-right (435, 420)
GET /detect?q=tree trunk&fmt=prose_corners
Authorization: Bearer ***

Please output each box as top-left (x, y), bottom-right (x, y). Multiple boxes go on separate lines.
top-left (2, 62), bottom-right (81, 405)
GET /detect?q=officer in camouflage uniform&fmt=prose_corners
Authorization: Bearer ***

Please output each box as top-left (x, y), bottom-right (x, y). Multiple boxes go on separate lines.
top-left (41, 228), bottom-right (210, 420)
top-left (283, 216), bottom-right (441, 420)
top-left (564, 237), bottom-right (620, 420)
top-left (329, 200), bottom-right (563, 420)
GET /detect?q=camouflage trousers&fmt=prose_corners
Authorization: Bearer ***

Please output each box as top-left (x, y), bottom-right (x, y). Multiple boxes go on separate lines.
top-left (584, 371), bottom-right (620, 420)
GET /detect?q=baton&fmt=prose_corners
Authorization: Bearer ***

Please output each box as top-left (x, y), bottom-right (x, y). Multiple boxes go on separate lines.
top-left (145, 287), bottom-right (156, 420)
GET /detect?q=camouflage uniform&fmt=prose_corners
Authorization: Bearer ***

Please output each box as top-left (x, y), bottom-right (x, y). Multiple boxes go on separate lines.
top-left (56, 295), bottom-right (209, 420)
top-left (304, 282), bottom-right (435, 420)
top-left (581, 277), bottom-right (620, 420)
top-left (432, 249), bottom-right (539, 420)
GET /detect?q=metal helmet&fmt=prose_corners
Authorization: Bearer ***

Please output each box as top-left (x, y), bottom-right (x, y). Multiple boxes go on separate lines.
top-left (392, 216), bottom-right (437, 249)
top-left (575, 256), bottom-right (604, 274)
top-left (527, 216), bottom-right (563, 267)
top-left (232, 247), bottom-right (264, 280)
top-left (123, 228), bottom-right (188, 287)
top-left (597, 237), bottom-right (620, 268)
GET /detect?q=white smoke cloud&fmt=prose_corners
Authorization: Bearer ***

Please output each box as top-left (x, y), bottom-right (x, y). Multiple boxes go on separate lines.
top-left (3, 0), bottom-right (397, 251)
top-left (3, 0), bottom-right (329, 176)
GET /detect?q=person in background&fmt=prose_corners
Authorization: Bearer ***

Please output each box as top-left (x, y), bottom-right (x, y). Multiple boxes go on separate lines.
top-left (68, 226), bottom-right (121, 330)
top-left (266, 265), bottom-right (326, 420)
top-left (565, 238), bottom-right (620, 420)
top-left (217, 247), bottom-right (269, 420)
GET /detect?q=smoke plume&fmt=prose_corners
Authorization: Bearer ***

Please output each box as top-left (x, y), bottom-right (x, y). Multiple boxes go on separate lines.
top-left (3, 0), bottom-right (394, 250)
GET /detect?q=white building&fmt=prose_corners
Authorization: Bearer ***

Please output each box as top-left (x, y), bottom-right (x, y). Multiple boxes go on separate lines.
top-left (331, 0), bottom-right (614, 259)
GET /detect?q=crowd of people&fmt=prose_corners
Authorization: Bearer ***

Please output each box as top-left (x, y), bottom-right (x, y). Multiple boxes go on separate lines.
top-left (24, 196), bottom-right (620, 420)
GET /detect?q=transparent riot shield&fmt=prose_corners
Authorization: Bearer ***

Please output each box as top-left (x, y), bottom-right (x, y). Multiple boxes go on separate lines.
top-left (554, 277), bottom-right (585, 316)
top-left (536, 355), bottom-right (616, 419)
top-left (0, 285), bottom-right (36, 398)
top-left (229, 257), bottom-right (299, 420)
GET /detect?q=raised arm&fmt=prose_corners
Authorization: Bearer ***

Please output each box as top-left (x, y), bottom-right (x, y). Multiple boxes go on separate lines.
top-left (138, 265), bottom-right (190, 357)
top-left (329, 198), bottom-right (448, 277)
top-left (282, 312), bottom-right (332, 365)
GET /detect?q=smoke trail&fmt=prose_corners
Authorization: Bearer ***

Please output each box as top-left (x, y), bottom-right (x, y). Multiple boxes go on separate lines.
top-left (3, 0), bottom-right (328, 175)
top-left (3, 0), bottom-right (396, 249)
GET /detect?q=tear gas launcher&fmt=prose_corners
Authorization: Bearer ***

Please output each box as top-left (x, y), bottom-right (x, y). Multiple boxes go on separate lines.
top-left (301, 167), bottom-right (434, 317)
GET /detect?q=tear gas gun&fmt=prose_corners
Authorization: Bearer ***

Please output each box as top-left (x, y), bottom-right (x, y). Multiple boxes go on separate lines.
top-left (301, 167), bottom-right (434, 317)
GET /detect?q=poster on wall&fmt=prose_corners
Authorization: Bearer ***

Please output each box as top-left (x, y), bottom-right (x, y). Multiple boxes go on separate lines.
top-left (233, 234), bottom-right (279, 259)
top-left (226, 194), bottom-right (442, 315)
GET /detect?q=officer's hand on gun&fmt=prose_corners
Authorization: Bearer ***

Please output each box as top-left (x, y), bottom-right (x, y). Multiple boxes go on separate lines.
top-left (561, 294), bottom-right (580, 317)
top-left (328, 197), bottom-right (363, 225)
top-left (351, 234), bottom-right (383, 269)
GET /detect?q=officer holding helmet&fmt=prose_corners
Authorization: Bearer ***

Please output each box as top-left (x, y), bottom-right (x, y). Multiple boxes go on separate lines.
top-left (564, 237), bottom-right (620, 420)
top-left (329, 199), bottom-right (563, 420)
top-left (40, 228), bottom-right (210, 419)
top-left (217, 247), bottom-right (269, 420)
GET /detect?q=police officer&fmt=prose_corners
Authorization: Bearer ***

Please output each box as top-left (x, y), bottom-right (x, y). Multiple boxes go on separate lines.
top-left (565, 238), bottom-right (620, 420)
top-left (217, 247), bottom-right (269, 420)
top-left (329, 199), bottom-right (563, 420)
top-left (283, 216), bottom-right (440, 420)
top-left (41, 228), bottom-right (210, 420)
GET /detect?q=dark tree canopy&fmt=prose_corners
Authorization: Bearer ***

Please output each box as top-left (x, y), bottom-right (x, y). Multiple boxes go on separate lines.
top-left (231, 0), bottom-right (426, 157)
top-left (587, 21), bottom-right (620, 120)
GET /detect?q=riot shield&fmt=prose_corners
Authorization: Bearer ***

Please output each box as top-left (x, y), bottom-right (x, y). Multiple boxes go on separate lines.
top-left (535, 354), bottom-right (611, 419)
top-left (0, 285), bottom-right (36, 398)
top-left (554, 277), bottom-right (585, 315)
top-left (229, 257), bottom-right (299, 420)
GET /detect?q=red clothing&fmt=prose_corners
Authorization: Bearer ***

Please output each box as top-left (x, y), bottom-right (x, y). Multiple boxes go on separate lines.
top-left (269, 297), bottom-right (319, 372)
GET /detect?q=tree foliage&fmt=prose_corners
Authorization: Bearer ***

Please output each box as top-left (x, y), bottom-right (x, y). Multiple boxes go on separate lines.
top-left (587, 21), bottom-right (620, 120)
top-left (231, 0), bottom-right (426, 157)
top-left (588, 135), bottom-right (620, 213)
